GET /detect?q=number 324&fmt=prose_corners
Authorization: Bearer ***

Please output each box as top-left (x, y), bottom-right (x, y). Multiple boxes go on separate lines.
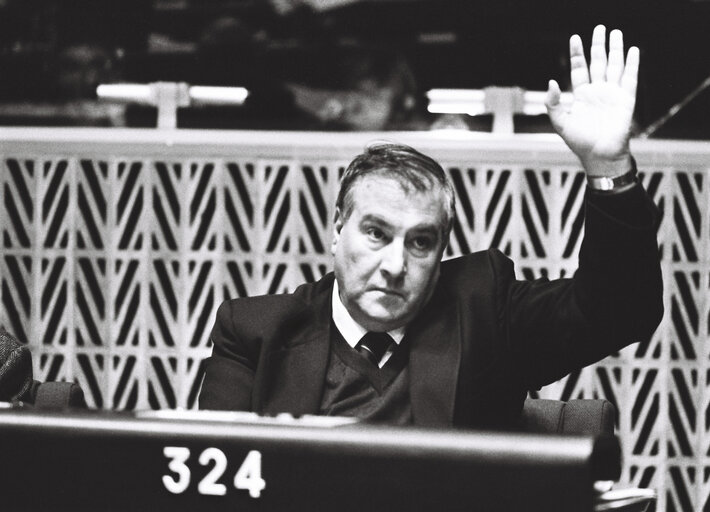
top-left (162, 447), bottom-right (265, 498)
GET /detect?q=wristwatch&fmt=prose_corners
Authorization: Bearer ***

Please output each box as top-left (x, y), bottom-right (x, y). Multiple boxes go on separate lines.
top-left (587, 167), bottom-right (638, 193)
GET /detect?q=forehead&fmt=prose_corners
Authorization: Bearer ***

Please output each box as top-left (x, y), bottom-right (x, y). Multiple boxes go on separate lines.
top-left (347, 174), bottom-right (447, 227)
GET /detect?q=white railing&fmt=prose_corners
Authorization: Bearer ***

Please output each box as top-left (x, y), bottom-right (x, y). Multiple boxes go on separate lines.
top-left (0, 127), bottom-right (707, 512)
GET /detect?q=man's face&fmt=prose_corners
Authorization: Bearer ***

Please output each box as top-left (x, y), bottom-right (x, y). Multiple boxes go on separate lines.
top-left (332, 173), bottom-right (448, 332)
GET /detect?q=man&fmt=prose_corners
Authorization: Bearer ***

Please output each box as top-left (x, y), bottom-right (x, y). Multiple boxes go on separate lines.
top-left (199, 26), bottom-right (663, 429)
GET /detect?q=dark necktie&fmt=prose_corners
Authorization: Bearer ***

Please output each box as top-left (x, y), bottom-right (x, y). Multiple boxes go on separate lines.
top-left (357, 332), bottom-right (393, 367)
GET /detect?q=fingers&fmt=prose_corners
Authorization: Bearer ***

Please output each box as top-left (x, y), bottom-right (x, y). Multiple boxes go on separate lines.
top-left (606, 29), bottom-right (624, 83)
top-left (621, 46), bottom-right (640, 98)
top-left (545, 80), bottom-right (565, 132)
top-left (569, 34), bottom-right (589, 91)
top-left (569, 25), bottom-right (638, 93)
top-left (589, 25), bottom-right (607, 83)
top-left (545, 79), bottom-right (562, 108)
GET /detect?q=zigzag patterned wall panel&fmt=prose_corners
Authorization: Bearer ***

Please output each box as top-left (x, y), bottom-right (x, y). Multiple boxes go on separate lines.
top-left (0, 128), bottom-right (707, 511)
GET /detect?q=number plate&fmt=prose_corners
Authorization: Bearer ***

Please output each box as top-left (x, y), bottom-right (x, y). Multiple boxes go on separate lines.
top-left (163, 446), bottom-right (266, 498)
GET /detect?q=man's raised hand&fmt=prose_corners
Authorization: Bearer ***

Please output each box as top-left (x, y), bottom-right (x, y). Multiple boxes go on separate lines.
top-left (546, 25), bottom-right (640, 178)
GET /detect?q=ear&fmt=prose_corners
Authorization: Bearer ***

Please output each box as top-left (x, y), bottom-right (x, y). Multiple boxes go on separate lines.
top-left (331, 207), bottom-right (344, 255)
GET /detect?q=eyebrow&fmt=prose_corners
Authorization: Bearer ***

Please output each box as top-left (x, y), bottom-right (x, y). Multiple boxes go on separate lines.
top-left (359, 214), bottom-right (392, 229)
top-left (360, 214), bottom-right (440, 235)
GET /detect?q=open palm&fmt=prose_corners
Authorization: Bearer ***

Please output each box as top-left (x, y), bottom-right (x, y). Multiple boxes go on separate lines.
top-left (546, 26), bottom-right (639, 176)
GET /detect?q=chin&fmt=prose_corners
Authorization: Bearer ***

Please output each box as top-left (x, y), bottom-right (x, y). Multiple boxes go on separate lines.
top-left (360, 308), bottom-right (408, 330)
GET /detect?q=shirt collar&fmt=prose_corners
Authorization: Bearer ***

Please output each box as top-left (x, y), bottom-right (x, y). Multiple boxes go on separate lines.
top-left (332, 279), bottom-right (405, 348)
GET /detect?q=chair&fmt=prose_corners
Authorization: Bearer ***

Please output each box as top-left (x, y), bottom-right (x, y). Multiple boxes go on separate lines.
top-left (521, 398), bottom-right (616, 436)
top-left (0, 326), bottom-right (86, 409)
top-left (29, 380), bottom-right (87, 409)
top-left (522, 398), bottom-right (655, 512)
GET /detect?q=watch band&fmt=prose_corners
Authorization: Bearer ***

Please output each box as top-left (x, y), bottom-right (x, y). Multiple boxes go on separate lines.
top-left (587, 169), bottom-right (638, 192)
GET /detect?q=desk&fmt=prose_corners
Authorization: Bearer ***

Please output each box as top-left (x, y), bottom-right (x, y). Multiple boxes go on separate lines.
top-left (0, 408), bottom-right (618, 511)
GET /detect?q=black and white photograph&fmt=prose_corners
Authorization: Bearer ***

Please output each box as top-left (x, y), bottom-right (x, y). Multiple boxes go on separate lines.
top-left (0, 1), bottom-right (707, 510)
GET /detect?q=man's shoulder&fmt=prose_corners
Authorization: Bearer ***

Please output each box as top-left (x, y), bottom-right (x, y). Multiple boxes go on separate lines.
top-left (208, 273), bottom-right (334, 365)
top-left (438, 249), bottom-right (515, 297)
top-left (217, 272), bottom-right (334, 320)
top-left (441, 249), bottom-right (514, 278)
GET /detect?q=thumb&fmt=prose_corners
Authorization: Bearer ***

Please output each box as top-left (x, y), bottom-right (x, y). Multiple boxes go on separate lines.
top-left (545, 79), bottom-right (566, 133)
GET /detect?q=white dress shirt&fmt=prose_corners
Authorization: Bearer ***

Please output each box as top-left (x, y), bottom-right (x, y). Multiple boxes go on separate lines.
top-left (331, 280), bottom-right (405, 368)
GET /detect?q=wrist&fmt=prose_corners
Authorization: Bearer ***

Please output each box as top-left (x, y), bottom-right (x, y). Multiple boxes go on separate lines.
top-left (585, 154), bottom-right (638, 193)
top-left (587, 171), bottom-right (637, 193)
top-left (582, 153), bottom-right (634, 178)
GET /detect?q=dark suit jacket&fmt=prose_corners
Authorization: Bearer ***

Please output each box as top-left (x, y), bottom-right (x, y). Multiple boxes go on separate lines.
top-left (200, 184), bottom-right (663, 429)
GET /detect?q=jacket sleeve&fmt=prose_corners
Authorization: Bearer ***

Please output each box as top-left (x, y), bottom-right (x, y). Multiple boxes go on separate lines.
top-left (500, 180), bottom-right (663, 390)
top-left (199, 299), bottom-right (258, 411)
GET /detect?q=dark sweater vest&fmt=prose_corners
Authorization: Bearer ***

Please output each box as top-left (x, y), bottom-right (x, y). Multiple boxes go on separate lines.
top-left (319, 325), bottom-right (412, 424)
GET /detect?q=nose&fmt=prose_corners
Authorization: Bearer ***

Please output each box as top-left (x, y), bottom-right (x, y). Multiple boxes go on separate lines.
top-left (379, 239), bottom-right (407, 280)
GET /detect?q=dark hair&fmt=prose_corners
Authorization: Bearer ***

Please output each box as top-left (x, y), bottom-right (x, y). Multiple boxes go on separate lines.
top-left (336, 142), bottom-right (456, 237)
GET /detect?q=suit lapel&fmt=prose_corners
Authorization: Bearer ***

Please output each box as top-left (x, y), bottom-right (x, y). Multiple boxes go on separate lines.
top-left (257, 282), bottom-right (333, 416)
top-left (256, 274), bottom-right (463, 425)
top-left (407, 287), bottom-right (461, 427)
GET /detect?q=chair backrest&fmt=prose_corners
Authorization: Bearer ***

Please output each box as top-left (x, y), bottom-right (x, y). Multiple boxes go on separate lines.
top-left (521, 398), bottom-right (616, 436)
top-left (32, 381), bottom-right (87, 409)
top-left (521, 398), bottom-right (620, 481)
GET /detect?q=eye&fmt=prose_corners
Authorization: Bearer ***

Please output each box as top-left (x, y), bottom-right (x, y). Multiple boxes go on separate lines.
top-left (411, 235), bottom-right (435, 252)
top-left (366, 226), bottom-right (386, 241)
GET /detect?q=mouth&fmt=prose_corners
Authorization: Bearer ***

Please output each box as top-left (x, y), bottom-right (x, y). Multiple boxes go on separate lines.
top-left (369, 287), bottom-right (405, 299)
